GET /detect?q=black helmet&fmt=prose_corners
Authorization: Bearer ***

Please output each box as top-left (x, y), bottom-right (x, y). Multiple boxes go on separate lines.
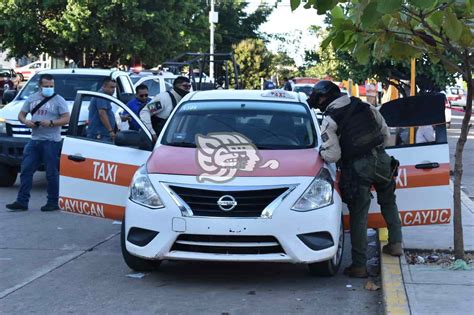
top-left (307, 80), bottom-right (342, 111)
top-left (312, 80), bottom-right (340, 98)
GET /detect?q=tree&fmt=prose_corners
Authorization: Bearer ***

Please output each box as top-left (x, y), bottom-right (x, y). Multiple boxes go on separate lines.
top-left (271, 51), bottom-right (298, 86)
top-left (292, 0), bottom-right (473, 260)
top-left (195, 1), bottom-right (273, 80)
top-left (303, 26), bottom-right (341, 79)
top-left (332, 52), bottom-right (456, 95)
top-left (0, 1), bottom-right (272, 68)
top-left (233, 39), bottom-right (274, 89)
top-left (211, 1), bottom-right (272, 53)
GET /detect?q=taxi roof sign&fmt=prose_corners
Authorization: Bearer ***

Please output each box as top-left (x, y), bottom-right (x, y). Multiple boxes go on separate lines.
top-left (261, 89), bottom-right (296, 99)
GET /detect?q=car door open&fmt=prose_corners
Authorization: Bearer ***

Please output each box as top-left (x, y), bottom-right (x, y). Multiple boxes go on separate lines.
top-left (59, 91), bottom-right (154, 220)
top-left (364, 94), bottom-right (452, 228)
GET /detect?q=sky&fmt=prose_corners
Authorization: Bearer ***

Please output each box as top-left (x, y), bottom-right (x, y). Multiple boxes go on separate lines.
top-left (245, 0), bottom-right (326, 66)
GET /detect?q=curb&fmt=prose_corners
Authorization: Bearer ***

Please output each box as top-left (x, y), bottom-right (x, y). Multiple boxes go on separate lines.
top-left (379, 232), bottom-right (411, 315)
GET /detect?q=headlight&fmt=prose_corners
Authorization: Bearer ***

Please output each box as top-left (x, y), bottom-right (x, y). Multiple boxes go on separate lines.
top-left (0, 118), bottom-right (7, 134)
top-left (129, 166), bottom-right (164, 209)
top-left (292, 167), bottom-right (334, 211)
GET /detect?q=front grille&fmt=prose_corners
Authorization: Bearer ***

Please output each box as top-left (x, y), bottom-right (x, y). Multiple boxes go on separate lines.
top-left (169, 185), bottom-right (288, 217)
top-left (8, 122), bottom-right (68, 137)
top-left (171, 234), bottom-right (285, 254)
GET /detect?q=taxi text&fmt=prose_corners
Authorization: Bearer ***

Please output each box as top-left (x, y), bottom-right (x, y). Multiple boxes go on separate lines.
top-left (93, 161), bottom-right (118, 183)
top-left (59, 197), bottom-right (105, 218)
top-left (400, 209), bottom-right (450, 226)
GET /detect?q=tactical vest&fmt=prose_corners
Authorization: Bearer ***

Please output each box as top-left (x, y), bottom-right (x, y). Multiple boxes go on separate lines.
top-left (326, 97), bottom-right (384, 160)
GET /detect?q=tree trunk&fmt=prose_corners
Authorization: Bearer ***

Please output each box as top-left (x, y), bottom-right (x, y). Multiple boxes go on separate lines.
top-left (453, 67), bottom-right (472, 260)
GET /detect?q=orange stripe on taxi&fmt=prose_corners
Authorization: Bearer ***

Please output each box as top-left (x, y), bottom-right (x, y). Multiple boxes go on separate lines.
top-left (59, 196), bottom-right (125, 221)
top-left (343, 208), bottom-right (451, 229)
top-left (335, 163), bottom-right (450, 191)
top-left (60, 154), bottom-right (139, 187)
top-left (394, 163), bottom-right (450, 189)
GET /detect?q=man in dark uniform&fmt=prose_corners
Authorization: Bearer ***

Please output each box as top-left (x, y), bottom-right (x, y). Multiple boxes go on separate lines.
top-left (307, 80), bottom-right (403, 278)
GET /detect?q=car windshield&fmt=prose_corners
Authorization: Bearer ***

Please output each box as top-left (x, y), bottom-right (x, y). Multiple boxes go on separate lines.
top-left (162, 101), bottom-right (317, 150)
top-left (17, 74), bottom-right (108, 101)
top-left (141, 78), bottom-right (162, 96)
top-left (294, 85), bottom-right (313, 96)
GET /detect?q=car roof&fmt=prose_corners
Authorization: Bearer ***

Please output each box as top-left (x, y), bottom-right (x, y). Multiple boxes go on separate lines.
top-left (35, 68), bottom-right (129, 76)
top-left (186, 89), bottom-right (305, 103)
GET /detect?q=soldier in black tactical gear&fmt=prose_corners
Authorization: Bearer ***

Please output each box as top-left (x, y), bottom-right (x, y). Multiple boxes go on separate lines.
top-left (307, 80), bottom-right (403, 278)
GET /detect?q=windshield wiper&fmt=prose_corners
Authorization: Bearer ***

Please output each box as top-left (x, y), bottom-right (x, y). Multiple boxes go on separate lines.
top-left (166, 141), bottom-right (196, 148)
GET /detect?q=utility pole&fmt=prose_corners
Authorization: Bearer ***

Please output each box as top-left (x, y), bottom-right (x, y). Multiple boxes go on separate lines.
top-left (209, 0), bottom-right (218, 82)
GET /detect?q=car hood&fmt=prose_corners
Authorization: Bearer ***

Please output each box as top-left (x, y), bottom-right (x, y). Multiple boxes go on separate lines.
top-left (147, 145), bottom-right (323, 177)
top-left (0, 99), bottom-right (75, 121)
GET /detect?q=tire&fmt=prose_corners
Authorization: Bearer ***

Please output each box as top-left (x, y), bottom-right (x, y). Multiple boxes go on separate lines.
top-left (0, 164), bottom-right (18, 187)
top-left (18, 73), bottom-right (24, 81)
top-left (120, 216), bottom-right (161, 272)
top-left (308, 216), bottom-right (344, 277)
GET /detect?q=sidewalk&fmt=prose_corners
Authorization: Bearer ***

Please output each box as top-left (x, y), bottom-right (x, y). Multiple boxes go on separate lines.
top-left (382, 187), bottom-right (474, 314)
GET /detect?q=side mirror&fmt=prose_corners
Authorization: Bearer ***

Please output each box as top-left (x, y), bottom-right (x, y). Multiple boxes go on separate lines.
top-left (2, 90), bottom-right (17, 105)
top-left (119, 92), bottom-right (134, 104)
top-left (115, 130), bottom-right (153, 151)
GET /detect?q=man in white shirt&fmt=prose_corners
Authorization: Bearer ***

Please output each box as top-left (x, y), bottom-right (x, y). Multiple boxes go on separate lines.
top-left (416, 125), bottom-right (435, 143)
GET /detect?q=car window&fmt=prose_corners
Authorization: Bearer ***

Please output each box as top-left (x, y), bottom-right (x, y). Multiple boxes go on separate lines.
top-left (17, 74), bottom-right (108, 101)
top-left (293, 85), bottom-right (312, 96)
top-left (380, 94), bottom-right (448, 148)
top-left (141, 78), bottom-right (162, 96)
top-left (163, 101), bottom-right (317, 150)
top-left (117, 75), bottom-right (133, 94)
top-left (71, 94), bottom-right (137, 146)
top-left (164, 78), bottom-right (175, 86)
top-left (130, 76), bottom-right (141, 84)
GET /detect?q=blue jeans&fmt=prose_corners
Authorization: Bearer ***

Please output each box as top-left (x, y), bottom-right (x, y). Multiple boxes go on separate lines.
top-left (17, 140), bottom-right (62, 207)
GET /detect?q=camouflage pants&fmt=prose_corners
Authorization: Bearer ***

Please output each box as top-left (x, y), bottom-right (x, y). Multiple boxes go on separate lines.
top-left (347, 149), bottom-right (402, 267)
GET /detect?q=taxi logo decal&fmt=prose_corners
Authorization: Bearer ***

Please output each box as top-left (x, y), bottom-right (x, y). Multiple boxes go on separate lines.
top-left (195, 132), bottom-right (279, 183)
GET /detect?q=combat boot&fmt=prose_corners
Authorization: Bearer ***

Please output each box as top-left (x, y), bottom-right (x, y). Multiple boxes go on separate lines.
top-left (343, 265), bottom-right (368, 278)
top-left (382, 242), bottom-right (403, 256)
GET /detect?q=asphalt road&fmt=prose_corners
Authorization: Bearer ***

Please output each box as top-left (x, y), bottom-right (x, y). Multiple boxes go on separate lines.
top-left (0, 176), bottom-right (382, 314)
top-left (2, 109), bottom-right (471, 314)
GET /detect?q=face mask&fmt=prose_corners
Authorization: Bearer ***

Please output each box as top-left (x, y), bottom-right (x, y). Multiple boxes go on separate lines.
top-left (174, 86), bottom-right (190, 97)
top-left (42, 87), bottom-right (54, 97)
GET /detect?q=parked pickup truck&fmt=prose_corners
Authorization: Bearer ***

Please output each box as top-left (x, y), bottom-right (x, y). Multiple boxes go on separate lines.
top-left (0, 68), bottom-right (135, 186)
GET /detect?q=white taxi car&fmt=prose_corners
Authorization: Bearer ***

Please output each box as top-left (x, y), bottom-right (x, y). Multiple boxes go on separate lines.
top-left (59, 89), bottom-right (452, 276)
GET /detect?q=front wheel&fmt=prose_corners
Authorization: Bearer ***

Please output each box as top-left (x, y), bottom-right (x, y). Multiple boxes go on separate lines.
top-left (308, 216), bottom-right (344, 277)
top-left (121, 217), bottom-right (161, 272)
top-left (0, 164), bottom-right (18, 187)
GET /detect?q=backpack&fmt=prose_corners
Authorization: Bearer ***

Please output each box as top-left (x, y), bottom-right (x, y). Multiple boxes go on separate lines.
top-left (327, 97), bottom-right (384, 160)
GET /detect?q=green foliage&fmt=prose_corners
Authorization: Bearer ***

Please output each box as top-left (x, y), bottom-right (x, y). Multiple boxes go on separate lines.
top-left (0, 0), bottom-right (272, 68)
top-left (233, 39), bottom-right (273, 89)
top-left (294, 0), bottom-right (473, 81)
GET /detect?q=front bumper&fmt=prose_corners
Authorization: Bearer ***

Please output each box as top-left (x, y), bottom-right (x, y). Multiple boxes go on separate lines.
top-left (124, 176), bottom-right (342, 264)
top-left (0, 136), bottom-right (28, 167)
